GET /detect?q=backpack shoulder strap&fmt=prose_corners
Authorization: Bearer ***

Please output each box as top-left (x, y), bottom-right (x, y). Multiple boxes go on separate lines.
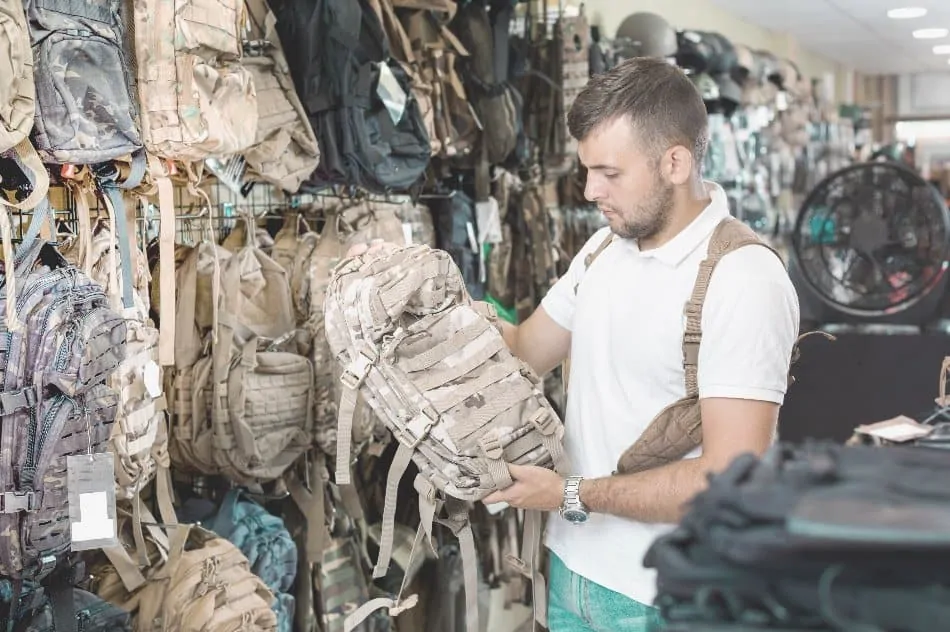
top-left (681, 217), bottom-right (782, 398)
top-left (572, 231), bottom-right (615, 295)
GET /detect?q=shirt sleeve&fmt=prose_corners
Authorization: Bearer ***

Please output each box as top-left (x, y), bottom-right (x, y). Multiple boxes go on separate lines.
top-left (540, 227), bottom-right (613, 331)
top-left (697, 245), bottom-right (801, 404)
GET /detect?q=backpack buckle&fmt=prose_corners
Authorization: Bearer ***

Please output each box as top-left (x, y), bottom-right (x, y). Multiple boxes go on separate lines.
top-left (0, 491), bottom-right (36, 513)
top-left (397, 407), bottom-right (438, 449)
top-left (340, 349), bottom-right (377, 390)
top-left (478, 434), bottom-right (504, 460)
top-left (529, 409), bottom-right (556, 436)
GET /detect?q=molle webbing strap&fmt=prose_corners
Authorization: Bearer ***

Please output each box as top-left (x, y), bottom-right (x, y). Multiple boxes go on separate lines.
top-left (681, 217), bottom-right (780, 397)
top-left (573, 232), bottom-right (615, 294)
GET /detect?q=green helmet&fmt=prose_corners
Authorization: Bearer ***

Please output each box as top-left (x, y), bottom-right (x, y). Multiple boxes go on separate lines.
top-left (615, 12), bottom-right (678, 59)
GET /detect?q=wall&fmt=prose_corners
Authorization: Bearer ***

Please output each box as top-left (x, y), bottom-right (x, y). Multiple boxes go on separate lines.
top-left (575, 0), bottom-right (855, 103)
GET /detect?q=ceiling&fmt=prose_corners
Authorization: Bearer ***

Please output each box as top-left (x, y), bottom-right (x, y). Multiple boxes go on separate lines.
top-left (708, 0), bottom-right (950, 75)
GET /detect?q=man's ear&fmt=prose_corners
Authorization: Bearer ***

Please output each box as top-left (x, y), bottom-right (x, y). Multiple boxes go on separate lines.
top-left (662, 145), bottom-right (694, 186)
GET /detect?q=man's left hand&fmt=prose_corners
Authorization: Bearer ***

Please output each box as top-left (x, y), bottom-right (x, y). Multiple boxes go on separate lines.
top-left (482, 464), bottom-right (563, 512)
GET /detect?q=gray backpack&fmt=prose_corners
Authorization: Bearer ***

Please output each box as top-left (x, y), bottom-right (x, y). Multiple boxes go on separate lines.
top-left (23, 0), bottom-right (142, 164)
top-left (0, 221), bottom-right (127, 581)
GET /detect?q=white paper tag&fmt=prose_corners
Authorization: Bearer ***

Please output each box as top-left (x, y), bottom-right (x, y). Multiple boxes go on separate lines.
top-left (485, 501), bottom-right (509, 515)
top-left (856, 416), bottom-right (932, 443)
top-left (402, 223), bottom-right (413, 246)
top-left (376, 62), bottom-right (408, 126)
top-left (67, 453), bottom-right (118, 551)
top-left (143, 360), bottom-right (162, 399)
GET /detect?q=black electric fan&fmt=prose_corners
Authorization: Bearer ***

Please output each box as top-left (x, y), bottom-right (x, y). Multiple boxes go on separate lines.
top-left (790, 161), bottom-right (950, 327)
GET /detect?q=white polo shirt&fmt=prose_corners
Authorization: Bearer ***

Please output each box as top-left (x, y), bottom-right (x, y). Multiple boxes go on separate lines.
top-left (541, 182), bottom-right (800, 605)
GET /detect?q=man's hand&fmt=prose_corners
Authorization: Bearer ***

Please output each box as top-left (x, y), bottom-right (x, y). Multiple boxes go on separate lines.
top-left (482, 464), bottom-right (564, 512)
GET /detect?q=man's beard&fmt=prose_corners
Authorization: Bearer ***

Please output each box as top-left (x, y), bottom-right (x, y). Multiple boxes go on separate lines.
top-left (610, 178), bottom-right (675, 241)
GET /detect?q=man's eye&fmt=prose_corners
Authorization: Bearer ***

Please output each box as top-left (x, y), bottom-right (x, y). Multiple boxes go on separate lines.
top-left (604, 173), bottom-right (618, 180)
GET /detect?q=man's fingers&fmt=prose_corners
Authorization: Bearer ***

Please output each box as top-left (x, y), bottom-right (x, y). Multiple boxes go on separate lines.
top-left (483, 491), bottom-right (506, 505)
top-left (346, 243), bottom-right (370, 257)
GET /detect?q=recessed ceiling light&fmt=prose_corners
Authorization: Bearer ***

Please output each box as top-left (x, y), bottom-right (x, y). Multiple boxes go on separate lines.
top-left (935, 44), bottom-right (950, 53)
top-left (888, 7), bottom-right (928, 19)
top-left (913, 28), bottom-right (949, 39)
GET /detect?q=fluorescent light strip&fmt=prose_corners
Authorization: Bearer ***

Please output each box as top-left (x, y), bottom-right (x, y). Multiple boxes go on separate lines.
top-left (888, 7), bottom-right (928, 19)
top-left (913, 28), bottom-right (949, 39)
top-left (935, 45), bottom-right (950, 54)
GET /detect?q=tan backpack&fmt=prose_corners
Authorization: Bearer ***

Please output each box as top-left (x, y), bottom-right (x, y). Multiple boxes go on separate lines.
top-left (121, 525), bottom-right (277, 631)
top-left (381, 0), bottom-right (480, 162)
top-left (324, 244), bottom-right (568, 632)
top-left (170, 223), bottom-right (314, 487)
top-left (241, 0), bottom-right (321, 193)
top-left (574, 217), bottom-right (794, 474)
top-left (132, 0), bottom-right (258, 161)
top-left (0, 0), bottom-right (49, 212)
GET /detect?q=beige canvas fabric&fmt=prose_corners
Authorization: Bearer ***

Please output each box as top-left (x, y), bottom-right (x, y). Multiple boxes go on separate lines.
top-left (0, 0), bottom-right (34, 154)
top-left (132, 0), bottom-right (258, 160)
top-left (241, 0), bottom-right (320, 193)
top-left (119, 525), bottom-right (277, 631)
top-left (324, 243), bottom-right (569, 632)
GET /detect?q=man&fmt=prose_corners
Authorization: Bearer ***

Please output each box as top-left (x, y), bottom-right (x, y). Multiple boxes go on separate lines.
top-left (480, 57), bottom-right (800, 630)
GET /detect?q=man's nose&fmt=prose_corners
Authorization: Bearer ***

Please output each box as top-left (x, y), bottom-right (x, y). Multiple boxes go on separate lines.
top-left (584, 175), bottom-right (602, 202)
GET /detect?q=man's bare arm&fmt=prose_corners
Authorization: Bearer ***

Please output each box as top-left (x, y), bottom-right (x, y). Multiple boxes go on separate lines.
top-left (500, 306), bottom-right (572, 377)
top-left (578, 398), bottom-right (779, 523)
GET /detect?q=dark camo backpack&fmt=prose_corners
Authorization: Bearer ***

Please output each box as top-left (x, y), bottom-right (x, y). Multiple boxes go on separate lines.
top-left (23, 0), bottom-right (142, 164)
top-left (0, 225), bottom-right (126, 581)
top-left (13, 586), bottom-right (132, 631)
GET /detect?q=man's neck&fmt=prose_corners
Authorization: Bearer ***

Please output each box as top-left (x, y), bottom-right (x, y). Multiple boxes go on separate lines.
top-left (638, 180), bottom-right (711, 251)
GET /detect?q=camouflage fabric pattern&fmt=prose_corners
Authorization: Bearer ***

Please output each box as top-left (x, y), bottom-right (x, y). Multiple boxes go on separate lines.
top-left (132, 0), bottom-right (258, 160)
top-left (25, 0), bottom-right (143, 164)
top-left (304, 203), bottom-right (406, 458)
top-left (324, 244), bottom-right (568, 502)
top-left (0, 0), bottom-right (35, 153)
top-left (0, 241), bottom-right (126, 578)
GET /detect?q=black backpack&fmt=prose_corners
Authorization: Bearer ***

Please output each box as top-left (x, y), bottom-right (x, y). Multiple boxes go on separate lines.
top-left (272, 0), bottom-right (430, 194)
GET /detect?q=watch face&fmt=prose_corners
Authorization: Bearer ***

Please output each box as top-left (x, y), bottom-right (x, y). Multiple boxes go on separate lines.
top-left (562, 509), bottom-right (589, 525)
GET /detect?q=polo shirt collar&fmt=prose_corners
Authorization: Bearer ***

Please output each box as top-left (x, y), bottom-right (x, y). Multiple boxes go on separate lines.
top-left (633, 181), bottom-right (730, 267)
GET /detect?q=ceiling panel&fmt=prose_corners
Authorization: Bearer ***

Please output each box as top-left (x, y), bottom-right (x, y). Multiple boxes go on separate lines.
top-left (709, 0), bottom-right (950, 74)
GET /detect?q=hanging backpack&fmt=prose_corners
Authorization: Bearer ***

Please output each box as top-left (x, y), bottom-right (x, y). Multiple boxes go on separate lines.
top-left (0, 227), bottom-right (127, 580)
top-left (324, 243), bottom-right (568, 632)
top-left (123, 524), bottom-right (278, 631)
top-left (13, 586), bottom-right (132, 631)
top-left (179, 489), bottom-right (298, 632)
top-left (0, 0), bottom-right (41, 167)
top-left (272, 0), bottom-right (431, 193)
top-left (241, 0), bottom-right (320, 193)
top-left (132, 0), bottom-right (257, 161)
top-left (23, 0), bottom-right (142, 164)
top-left (430, 189), bottom-right (484, 299)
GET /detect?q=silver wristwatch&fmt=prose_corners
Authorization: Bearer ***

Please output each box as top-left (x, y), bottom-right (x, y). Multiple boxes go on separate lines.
top-left (559, 476), bottom-right (589, 525)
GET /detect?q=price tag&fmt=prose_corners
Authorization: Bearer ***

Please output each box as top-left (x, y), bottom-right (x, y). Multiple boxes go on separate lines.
top-left (67, 453), bottom-right (118, 551)
top-left (143, 360), bottom-right (162, 399)
top-left (402, 223), bottom-right (413, 246)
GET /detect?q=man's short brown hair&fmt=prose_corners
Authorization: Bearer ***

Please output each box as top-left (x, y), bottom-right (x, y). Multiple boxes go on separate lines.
top-left (567, 57), bottom-right (709, 171)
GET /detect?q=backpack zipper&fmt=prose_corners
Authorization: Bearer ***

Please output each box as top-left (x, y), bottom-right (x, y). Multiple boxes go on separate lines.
top-left (20, 395), bottom-right (69, 490)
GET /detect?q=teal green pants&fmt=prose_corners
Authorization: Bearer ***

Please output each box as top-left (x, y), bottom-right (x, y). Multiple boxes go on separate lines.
top-left (548, 552), bottom-right (662, 632)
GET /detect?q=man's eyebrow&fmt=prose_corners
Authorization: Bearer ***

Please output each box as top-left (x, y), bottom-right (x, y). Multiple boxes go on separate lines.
top-left (586, 164), bottom-right (619, 171)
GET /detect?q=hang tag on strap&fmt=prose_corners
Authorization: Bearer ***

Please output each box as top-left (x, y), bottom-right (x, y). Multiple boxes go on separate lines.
top-left (67, 453), bottom-right (118, 551)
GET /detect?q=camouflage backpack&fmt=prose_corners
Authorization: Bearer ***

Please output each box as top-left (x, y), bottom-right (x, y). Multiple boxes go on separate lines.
top-left (59, 200), bottom-right (173, 517)
top-left (0, 222), bottom-right (127, 580)
top-left (301, 202), bottom-right (407, 461)
top-left (324, 243), bottom-right (568, 632)
top-left (23, 0), bottom-right (142, 164)
top-left (132, 0), bottom-right (257, 161)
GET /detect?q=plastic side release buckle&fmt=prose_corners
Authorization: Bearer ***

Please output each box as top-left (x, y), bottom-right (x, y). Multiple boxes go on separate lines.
top-left (0, 491), bottom-right (36, 513)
